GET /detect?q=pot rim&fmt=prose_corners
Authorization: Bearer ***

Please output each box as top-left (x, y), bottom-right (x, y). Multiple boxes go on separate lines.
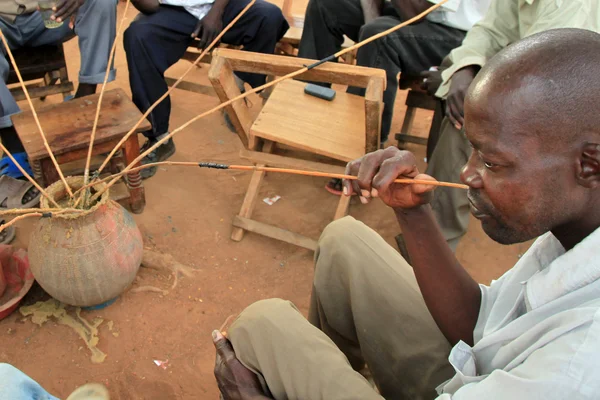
top-left (40, 176), bottom-right (110, 219)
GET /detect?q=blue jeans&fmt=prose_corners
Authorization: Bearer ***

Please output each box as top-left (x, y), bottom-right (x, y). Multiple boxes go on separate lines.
top-left (0, 363), bottom-right (58, 400)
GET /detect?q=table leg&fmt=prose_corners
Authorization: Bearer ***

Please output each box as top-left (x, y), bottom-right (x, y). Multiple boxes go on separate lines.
top-left (40, 158), bottom-right (60, 186)
top-left (123, 135), bottom-right (145, 214)
top-left (32, 160), bottom-right (45, 187)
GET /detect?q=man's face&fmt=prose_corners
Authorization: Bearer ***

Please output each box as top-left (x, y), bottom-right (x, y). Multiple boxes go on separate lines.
top-left (461, 83), bottom-right (578, 245)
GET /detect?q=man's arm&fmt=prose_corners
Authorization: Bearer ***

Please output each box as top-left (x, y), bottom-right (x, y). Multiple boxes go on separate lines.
top-left (360, 0), bottom-right (383, 24)
top-left (191, 0), bottom-right (230, 49)
top-left (344, 147), bottom-right (481, 346)
top-left (436, 0), bottom-right (519, 98)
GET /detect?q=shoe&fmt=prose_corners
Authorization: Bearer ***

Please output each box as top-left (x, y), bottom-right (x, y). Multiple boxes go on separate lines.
top-left (140, 138), bottom-right (176, 180)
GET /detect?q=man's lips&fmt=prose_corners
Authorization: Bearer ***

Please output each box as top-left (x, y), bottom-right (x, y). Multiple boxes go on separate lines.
top-left (468, 198), bottom-right (490, 220)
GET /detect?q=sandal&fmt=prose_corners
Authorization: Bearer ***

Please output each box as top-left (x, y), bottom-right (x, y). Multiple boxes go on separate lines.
top-left (325, 178), bottom-right (358, 196)
top-left (0, 220), bottom-right (15, 245)
top-left (0, 175), bottom-right (41, 209)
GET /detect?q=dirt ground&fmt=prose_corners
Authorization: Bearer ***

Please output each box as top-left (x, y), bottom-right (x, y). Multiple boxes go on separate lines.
top-left (0, 3), bottom-right (533, 399)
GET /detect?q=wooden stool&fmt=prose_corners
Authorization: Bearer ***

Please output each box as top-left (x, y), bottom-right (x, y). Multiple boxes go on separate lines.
top-left (11, 88), bottom-right (151, 214)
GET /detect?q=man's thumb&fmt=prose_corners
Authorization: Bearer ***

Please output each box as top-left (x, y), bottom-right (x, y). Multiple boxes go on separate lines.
top-left (212, 330), bottom-right (232, 355)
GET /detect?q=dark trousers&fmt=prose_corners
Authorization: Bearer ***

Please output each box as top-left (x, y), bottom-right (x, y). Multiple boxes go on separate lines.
top-left (124, 1), bottom-right (289, 139)
top-left (298, 0), bottom-right (465, 143)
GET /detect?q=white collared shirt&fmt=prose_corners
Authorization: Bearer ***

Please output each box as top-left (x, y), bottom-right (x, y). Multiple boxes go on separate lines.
top-left (158, 0), bottom-right (215, 20)
top-left (436, 228), bottom-right (600, 399)
top-left (426, 0), bottom-right (492, 32)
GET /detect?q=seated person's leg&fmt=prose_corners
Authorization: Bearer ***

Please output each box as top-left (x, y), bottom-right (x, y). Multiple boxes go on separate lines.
top-left (230, 217), bottom-right (454, 399)
top-left (219, 0), bottom-right (289, 88)
top-left (298, 0), bottom-right (364, 60)
top-left (0, 363), bottom-right (59, 399)
top-left (123, 5), bottom-right (198, 179)
top-left (70, 0), bottom-right (118, 98)
top-left (228, 299), bottom-right (384, 400)
top-left (426, 117), bottom-right (472, 250)
top-left (0, 57), bottom-right (23, 154)
top-left (350, 15), bottom-right (465, 144)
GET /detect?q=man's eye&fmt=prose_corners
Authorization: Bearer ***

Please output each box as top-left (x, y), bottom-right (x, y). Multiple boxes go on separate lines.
top-left (484, 161), bottom-right (496, 169)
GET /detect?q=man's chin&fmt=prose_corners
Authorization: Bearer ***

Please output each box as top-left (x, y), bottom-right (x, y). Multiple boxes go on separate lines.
top-left (481, 221), bottom-right (529, 245)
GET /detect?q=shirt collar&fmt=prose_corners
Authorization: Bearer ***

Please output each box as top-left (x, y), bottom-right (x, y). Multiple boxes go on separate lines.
top-left (524, 227), bottom-right (600, 310)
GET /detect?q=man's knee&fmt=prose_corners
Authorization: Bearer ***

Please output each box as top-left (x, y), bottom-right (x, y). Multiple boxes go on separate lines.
top-left (359, 20), bottom-right (389, 41)
top-left (318, 216), bottom-right (362, 251)
top-left (230, 299), bottom-right (298, 337)
top-left (307, 0), bottom-right (340, 17)
top-left (254, 1), bottom-right (286, 29)
top-left (315, 217), bottom-right (365, 285)
top-left (123, 19), bottom-right (151, 52)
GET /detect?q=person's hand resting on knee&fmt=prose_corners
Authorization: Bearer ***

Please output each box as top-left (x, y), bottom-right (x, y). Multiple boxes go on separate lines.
top-left (343, 146), bottom-right (437, 209)
top-left (213, 330), bottom-right (272, 400)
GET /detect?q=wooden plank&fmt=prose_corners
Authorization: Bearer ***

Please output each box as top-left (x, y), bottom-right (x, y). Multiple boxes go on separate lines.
top-left (12, 88), bottom-right (151, 161)
top-left (239, 149), bottom-right (346, 174)
top-left (208, 56), bottom-right (253, 148)
top-left (334, 192), bottom-right (351, 220)
top-left (233, 216), bottom-right (317, 251)
top-left (396, 134), bottom-right (428, 146)
top-left (165, 77), bottom-right (217, 97)
top-left (231, 141), bottom-right (275, 241)
top-left (10, 81), bottom-right (73, 101)
top-left (251, 80), bottom-right (366, 162)
top-left (364, 77), bottom-right (384, 154)
top-left (399, 107), bottom-right (416, 138)
top-left (212, 48), bottom-right (386, 88)
top-left (180, 50), bottom-right (213, 64)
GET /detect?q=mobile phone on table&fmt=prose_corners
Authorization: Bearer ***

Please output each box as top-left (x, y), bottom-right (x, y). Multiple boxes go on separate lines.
top-left (304, 83), bottom-right (336, 101)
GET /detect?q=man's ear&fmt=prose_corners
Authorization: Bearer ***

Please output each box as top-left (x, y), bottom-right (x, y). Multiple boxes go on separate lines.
top-left (577, 143), bottom-right (600, 188)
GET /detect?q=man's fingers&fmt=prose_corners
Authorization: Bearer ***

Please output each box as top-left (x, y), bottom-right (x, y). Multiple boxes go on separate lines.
top-left (198, 28), bottom-right (211, 49)
top-left (212, 330), bottom-right (236, 362)
top-left (54, 0), bottom-right (72, 20)
top-left (191, 23), bottom-right (202, 39)
top-left (410, 173), bottom-right (437, 194)
top-left (447, 101), bottom-right (462, 130)
top-left (372, 154), bottom-right (416, 193)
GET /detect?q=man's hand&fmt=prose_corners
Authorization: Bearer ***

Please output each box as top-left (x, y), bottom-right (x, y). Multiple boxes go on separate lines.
top-left (419, 67), bottom-right (444, 96)
top-left (213, 330), bottom-right (271, 400)
top-left (52, 0), bottom-right (84, 23)
top-left (446, 66), bottom-right (478, 129)
top-left (343, 147), bottom-right (437, 210)
top-left (192, 7), bottom-right (224, 50)
top-left (130, 0), bottom-right (159, 14)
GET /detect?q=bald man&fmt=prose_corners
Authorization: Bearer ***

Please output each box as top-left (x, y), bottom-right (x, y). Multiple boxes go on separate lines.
top-left (212, 29), bottom-right (600, 400)
top-left (421, 0), bottom-right (600, 250)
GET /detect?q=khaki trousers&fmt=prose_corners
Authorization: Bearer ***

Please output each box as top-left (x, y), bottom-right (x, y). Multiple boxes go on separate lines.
top-left (425, 118), bottom-right (472, 250)
top-left (228, 217), bottom-right (454, 400)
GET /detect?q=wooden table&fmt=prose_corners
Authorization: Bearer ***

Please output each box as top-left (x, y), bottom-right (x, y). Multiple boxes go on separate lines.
top-left (12, 88), bottom-right (151, 213)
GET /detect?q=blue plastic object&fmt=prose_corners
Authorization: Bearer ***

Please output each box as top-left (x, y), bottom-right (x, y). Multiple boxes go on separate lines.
top-left (81, 297), bottom-right (118, 311)
top-left (0, 153), bottom-right (33, 179)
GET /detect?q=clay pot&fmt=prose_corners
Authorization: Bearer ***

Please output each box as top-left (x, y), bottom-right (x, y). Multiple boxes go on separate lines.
top-left (29, 177), bottom-right (143, 307)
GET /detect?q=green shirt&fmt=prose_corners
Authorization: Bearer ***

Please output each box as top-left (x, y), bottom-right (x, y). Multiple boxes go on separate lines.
top-left (436, 0), bottom-right (600, 98)
top-left (0, 0), bottom-right (41, 23)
